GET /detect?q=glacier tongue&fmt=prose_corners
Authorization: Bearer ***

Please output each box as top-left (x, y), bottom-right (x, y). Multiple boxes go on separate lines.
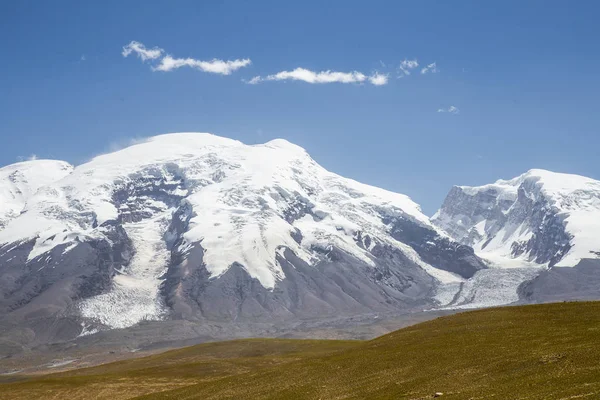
top-left (79, 212), bottom-right (172, 329)
top-left (435, 266), bottom-right (543, 310)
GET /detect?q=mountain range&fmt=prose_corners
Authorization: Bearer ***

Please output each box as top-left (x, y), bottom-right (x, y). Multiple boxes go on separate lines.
top-left (0, 133), bottom-right (598, 351)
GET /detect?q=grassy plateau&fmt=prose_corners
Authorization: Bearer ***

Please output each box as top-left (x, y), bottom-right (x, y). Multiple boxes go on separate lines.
top-left (3, 301), bottom-right (600, 399)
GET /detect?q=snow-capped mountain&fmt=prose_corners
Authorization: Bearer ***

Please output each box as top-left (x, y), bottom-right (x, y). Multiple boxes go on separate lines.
top-left (433, 169), bottom-right (600, 268)
top-left (432, 169), bottom-right (600, 309)
top-left (0, 133), bottom-right (485, 341)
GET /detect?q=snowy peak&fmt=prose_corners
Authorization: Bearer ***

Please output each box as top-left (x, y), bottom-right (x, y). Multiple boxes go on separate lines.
top-left (0, 160), bottom-right (73, 230)
top-left (261, 138), bottom-right (308, 153)
top-left (433, 169), bottom-right (600, 268)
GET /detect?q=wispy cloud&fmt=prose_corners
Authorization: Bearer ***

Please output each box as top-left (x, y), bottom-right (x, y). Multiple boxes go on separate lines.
top-left (153, 55), bottom-right (251, 75)
top-left (247, 67), bottom-right (387, 86)
top-left (123, 42), bottom-right (437, 87)
top-left (398, 59), bottom-right (419, 76)
top-left (246, 76), bottom-right (263, 85)
top-left (17, 154), bottom-right (39, 162)
top-left (122, 41), bottom-right (164, 61)
top-left (123, 40), bottom-right (251, 75)
top-left (421, 62), bottom-right (438, 74)
top-left (437, 106), bottom-right (460, 114)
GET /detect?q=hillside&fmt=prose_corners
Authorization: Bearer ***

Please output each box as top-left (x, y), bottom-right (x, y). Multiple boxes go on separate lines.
top-left (4, 301), bottom-right (600, 399)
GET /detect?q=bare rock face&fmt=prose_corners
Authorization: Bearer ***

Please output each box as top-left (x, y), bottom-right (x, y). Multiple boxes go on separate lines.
top-left (519, 259), bottom-right (600, 303)
top-left (382, 213), bottom-right (485, 278)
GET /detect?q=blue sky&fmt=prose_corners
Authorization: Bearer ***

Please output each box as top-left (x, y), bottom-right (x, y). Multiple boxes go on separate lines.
top-left (1, 0), bottom-right (599, 214)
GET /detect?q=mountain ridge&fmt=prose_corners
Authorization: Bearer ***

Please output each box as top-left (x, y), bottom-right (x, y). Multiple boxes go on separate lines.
top-left (0, 133), bottom-right (598, 349)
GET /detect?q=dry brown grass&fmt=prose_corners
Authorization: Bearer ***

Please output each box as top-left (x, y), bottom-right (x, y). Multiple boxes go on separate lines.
top-left (5, 302), bottom-right (600, 399)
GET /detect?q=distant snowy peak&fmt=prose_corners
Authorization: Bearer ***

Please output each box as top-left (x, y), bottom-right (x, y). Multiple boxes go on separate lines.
top-left (458, 169), bottom-right (600, 205)
top-left (0, 160), bottom-right (73, 230)
top-left (433, 169), bottom-right (600, 267)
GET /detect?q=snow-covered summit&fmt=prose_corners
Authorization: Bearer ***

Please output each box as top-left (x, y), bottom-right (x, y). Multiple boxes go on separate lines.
top-left (459, 169), bottom-right (600, 199)
top-left (434, 169), bottom-right (600, 268)
top-left (0, 132), bottom-right (430, 271)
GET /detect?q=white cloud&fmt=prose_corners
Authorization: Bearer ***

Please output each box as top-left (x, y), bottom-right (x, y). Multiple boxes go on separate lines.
top-left (266, 68), bottom-right (367, 84)
top-left (437, 106), bottom-right (460, 114)
top-left (368, 72), bottom-right (389, 86)
top-left (122, 41), bottom-right (251, 75)
top-left (399, 59), bottom-right (419, 76)
top-left (421, 62), bottom-right (438, 74)
top-left (153, 55), bottom-right (251, 75)
top-left (122, 41), bottom-right (164, 61)
top-left (247, 68), bottom-right (387, 86)
top-left (80, 55), bottom-right (86, 62)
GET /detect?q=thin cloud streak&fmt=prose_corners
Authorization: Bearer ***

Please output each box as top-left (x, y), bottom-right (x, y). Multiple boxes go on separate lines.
top-left (153, 55), bottom-right (251, 75)
top-left (247, 67), bottom-right (388, 86)
top-left (122, 41), bottom-right (164, 61)
top-left (437, 106), bottom-right (460, 114)
top-left (122, 40), bottom-right (251, 75)
top-left (421, 62), bottom-right (438, 74)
